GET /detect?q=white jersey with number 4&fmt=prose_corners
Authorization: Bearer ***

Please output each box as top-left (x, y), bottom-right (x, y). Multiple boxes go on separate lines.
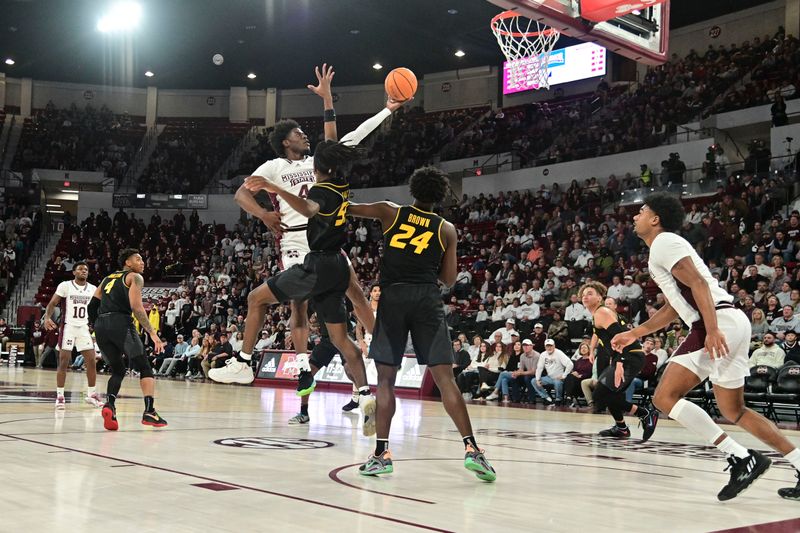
top-left (55, 280), bottom-right (96, 352)
top-left (251, 108), bottom-right (392, 269)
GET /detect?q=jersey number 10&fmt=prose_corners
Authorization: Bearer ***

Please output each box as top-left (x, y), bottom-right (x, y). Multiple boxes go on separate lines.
top-left (389, 224), bottom-right (433, 254)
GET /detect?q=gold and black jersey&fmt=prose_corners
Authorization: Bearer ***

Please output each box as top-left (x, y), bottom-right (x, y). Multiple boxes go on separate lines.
top-left (98, 270), bottom-right (133, 315)
top-left (593, 307), bottom-right (642, 359)
top-left (307, 178), bottom-right (349, 252)
top-left (379, 205), bottom-right (445, 286)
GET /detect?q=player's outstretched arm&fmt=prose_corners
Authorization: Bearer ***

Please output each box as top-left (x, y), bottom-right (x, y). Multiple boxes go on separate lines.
top-left (340, 97), bottom-right (411, 146)
top-left (611, 303), bottom-right (678, 352)
top-left (234, 182), bottom-right (284, 235)
top-left (439, 222), bottom-right (458, 288)
top-left (244, 176), bottom-right (321, 219)
top-left (87, 285), bottom-right (102, 325)
top-left (43, 293), bottom-right (63, 331)
top-left (347, 202), bottom-right (399, 230)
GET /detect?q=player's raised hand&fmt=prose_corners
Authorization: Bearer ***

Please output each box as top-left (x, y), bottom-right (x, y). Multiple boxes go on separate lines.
top-left (308, 63), bottom-right (335, 98)
top-left (244, 175), bottom-right (279, 193)
top-left (611, 330), bottom-right (637, 353)
top-left (704, 327), bottom-right (730, 360)
top-left (386, 96), bottom-right (413, 112)
top-left (44, 318), bottom-right (57, 331)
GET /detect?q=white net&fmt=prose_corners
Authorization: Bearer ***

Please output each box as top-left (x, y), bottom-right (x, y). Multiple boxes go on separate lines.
top-left (492, 11), bottom-right (560, 90)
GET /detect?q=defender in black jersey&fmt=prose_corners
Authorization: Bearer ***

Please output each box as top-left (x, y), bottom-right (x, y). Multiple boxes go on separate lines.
top-left (347, 166), bottom-right (496, 482)
top-left (580, 282), bottom-right (657, 441)
top-left (87, 248), bottom-right (167, 431)
top-left (240, 140), bottom-right (377, 436)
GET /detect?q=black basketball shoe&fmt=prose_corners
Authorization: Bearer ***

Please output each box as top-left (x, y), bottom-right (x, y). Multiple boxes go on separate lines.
top-left (778, 470), bottom-right (800, 500)
top-left (598, 425), bottom-right (631, 439)
top-left (637, 406), bottom-right (659, 443)
top-left (717, 450), bottom-right (771, 501)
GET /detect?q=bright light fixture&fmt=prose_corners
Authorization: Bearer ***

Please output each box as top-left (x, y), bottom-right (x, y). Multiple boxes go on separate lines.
top-left (47, 210), bottom-right (65, 214)
top-left (454, 50), bottom-right (465, 57)
top-left (61, 189), bottom-right (79, 194)
top-left (144, 70), bottom-right (154, 77)
top-left (372, 63), bottom-right (382, 70)
top-left (4, 58), bottom-right (14, 65)
top-left (247, 72), bottom-right (257, 79)
top-left (46, 204), bottom-right (61, 208)
top-left (97, 2), bottom-right (142, 33)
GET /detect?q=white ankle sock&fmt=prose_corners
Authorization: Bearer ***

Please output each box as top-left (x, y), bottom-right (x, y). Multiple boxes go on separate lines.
top-left (56, 387), bottom-right (64, 397)
top-left (239, 352), bottom-right (252, 361)
top-left (717, 437), bottom-right (750, 459)
top-left (785, 449), bottom-right (800, 471)
top-left (669, 399), bottom-right (749, 458)
top-left (351, 385), bottom-right (359, 401)
top-left (87, 386), bottom-right (96, 396)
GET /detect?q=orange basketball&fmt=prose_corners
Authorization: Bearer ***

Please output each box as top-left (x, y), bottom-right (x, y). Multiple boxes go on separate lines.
top-left (384, 67), bottom-right (418, 102)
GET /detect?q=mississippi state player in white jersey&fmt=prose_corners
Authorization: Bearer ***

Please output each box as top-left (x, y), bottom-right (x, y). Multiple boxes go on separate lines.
top-left (612, 192), bottom-right (800, 502)
top-left (213, 64), bottom-right (404, 385)
top-left (43, 261), bottom-right (103, 409)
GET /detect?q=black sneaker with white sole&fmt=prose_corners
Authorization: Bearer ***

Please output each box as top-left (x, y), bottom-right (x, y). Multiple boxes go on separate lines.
top-left (717, 450), bottom-right (771, 501)
top-left (778, 470), bottom-right (800, 500)
top-left (637, 406), bottom-right (659, 443)
top-left (342, 399), bottom-right (359, 412)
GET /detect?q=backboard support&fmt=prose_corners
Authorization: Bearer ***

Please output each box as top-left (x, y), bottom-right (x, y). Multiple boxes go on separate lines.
top-left (487, 0), bottom-right (670, 65)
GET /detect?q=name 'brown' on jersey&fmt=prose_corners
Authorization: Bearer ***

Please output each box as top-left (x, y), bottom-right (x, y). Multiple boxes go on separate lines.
top-left (379, 205), bottom-right (445, 286)
top-left (98, 270), bottom-right (133, 315)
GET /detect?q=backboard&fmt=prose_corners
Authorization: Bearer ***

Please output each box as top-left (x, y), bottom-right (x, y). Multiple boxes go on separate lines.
top-left (487, 0), bottom-right (670, 65)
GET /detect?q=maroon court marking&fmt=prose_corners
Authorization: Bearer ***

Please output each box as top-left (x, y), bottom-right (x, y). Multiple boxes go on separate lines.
top-left (0, 432), bottom-right (454, 533)
top-left (192, 482), bottom-right (240, 492)
top-left (711, 517), bottom-right (800, 533)
top-left (110, 464), bottom-right (136, 468)
top-left (328, 463), bottom-right (438, 504)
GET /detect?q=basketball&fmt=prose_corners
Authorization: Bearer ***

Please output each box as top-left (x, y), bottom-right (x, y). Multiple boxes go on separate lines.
top-left (384, 67), bottom-right (418, 102)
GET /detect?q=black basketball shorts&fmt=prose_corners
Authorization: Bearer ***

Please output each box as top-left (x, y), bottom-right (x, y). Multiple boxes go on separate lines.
top-left (267, 251), bottom-right (349, 324)
top-left (94, 312), bottom-right (146, 369)
top-left (369, 283), bottom-right (454, 367)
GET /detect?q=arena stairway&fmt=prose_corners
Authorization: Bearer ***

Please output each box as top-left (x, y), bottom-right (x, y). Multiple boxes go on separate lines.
top-left (0, 230), bottom-right (60, 323)
top-left (1, 115), bottom-right (23, 170)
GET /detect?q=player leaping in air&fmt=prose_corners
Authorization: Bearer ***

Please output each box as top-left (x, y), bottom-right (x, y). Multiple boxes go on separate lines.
top-left (211, 64), bottom-right (405, 389)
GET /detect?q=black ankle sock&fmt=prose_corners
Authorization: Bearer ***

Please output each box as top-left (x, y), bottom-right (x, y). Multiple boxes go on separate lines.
top-left (107, 394), bottom-right (116, 407)
top-left (375, 439), bottom-right (389, 455)
top-left (615, 421), bottom-right (628, 429)
top-left (463, 435), bottom-right (478, 450)
top-left (144, 396), bottom-right (154, 412)
top-left (300, 404), bottom-right (309, 416)
top-left (358, 386), bottom-right (371, 396)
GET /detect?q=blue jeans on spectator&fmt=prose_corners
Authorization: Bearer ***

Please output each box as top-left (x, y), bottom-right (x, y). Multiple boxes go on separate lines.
top-left (532, 376), bottom-right (563, 400)
top-left (625, 377), bottom-right (644, 403)
top-left (71, 354), bottom-right (84, 369)
top-left (494, 371), bottom-right (515, 396)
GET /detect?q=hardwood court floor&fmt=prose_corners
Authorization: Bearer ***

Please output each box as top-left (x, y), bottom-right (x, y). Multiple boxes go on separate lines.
top-left (2, 367), bottom-right (800, 532)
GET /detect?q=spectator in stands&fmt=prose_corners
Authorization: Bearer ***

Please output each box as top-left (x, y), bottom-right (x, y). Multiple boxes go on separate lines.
top-left (652, 337), bottom-right (669, 369)
top-left (625, 337), bottom-right (659, 403)
top-left (751, 308), bottom-right (769, 346)
top-left (517, 294), bottom-right (540, 323)
top-left (532, 339), bottom-right (573, 405)
top-left (782, 331), bottom-right (800, 365)
top-left (770, 305), bottom-right (800, 340)
top-left (458, 341), bottom-right (490, 399)
top-left (491, 319), bottom-right (518, 346)
top-left (564, 342), bottom-right (593, 408)
top-left (157, 334), bottom-right (188, 377)
top-left (564, 293), bottom-right (591, 322)
top-left (477, 342), bottom-right (507, 399)
top-left (486, 341), bottom-right (524, 403)
top-left (749, 332), bottom-right (786, 368)
top-left (0, 318), bottom-right (10, 352)
top-left (530, 323), bottom-right (547, 352)
top-left (29, 321), bottom-right (45, 368)
top-left (452, 339), bottom-right (471, 378)
top-left (547, 311), bottom-right (569, 350)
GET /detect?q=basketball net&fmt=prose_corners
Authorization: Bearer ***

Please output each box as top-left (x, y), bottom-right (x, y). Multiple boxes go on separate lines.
top-left (491, 10), bottom-right (560, 90)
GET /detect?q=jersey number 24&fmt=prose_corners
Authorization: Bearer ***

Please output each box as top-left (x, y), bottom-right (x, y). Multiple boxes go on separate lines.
top-left (389, 224), bottom-right (433, 254)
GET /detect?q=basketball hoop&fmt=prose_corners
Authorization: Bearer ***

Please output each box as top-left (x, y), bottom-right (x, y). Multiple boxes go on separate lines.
top-left (491, 10), bottom-right (560, 90)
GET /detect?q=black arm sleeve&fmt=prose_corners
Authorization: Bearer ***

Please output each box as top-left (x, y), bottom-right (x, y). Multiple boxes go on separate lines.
top-left (88, 296), bottom-right (101, 325)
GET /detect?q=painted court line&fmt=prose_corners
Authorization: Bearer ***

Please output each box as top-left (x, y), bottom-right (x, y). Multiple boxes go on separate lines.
top-left (0, 431), bottom-right (454, 532)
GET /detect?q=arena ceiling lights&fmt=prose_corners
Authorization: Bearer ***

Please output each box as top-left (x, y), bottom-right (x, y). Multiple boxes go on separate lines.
top-left (96, 2), bottom-right (142, 33)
